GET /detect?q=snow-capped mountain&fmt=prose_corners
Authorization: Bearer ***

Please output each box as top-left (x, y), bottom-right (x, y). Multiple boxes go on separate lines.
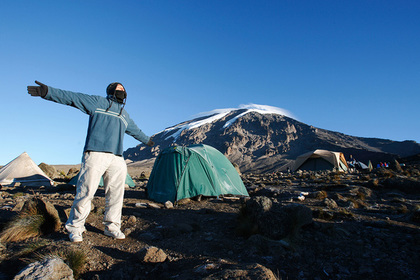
top-left (124, 104), bottom-right (420, 173)
top-left (162, 104), bottom-right (295, 141)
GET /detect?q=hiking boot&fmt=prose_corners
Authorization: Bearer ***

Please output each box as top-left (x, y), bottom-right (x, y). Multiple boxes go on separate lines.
top-left (69, 232), bottom-right (83, 242)
top-left (104, 229), bottom-right (125, 240)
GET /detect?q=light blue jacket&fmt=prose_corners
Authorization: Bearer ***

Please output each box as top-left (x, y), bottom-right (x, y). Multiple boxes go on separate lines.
top-left (44, 86), bottom-right (150, 156)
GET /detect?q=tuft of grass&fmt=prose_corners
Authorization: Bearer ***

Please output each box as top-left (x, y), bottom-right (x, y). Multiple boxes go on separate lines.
top-left (32, 248), bottom-right (87, 279)
top-left (0, 198), bottom-right (61, 243)
top-left (12, 192), bottom-right (25, 199)
top-left (315, 190), bottom-right (328, 200)
top-left (15, 240), bottom-right (50, 258)
top-left (0, 214), bottom-right (45, 243)
top-left (62, 249), bottom-right (87, 279)
top-left (371, 178), bottom-right (379, 188)
top-left (356, 191), bottom-right (366, 201)
top-left (235, 204), bottom-right (259, 237)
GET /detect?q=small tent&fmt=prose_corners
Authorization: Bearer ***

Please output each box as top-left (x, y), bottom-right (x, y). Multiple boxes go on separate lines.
top-left (293, 149), bottom-right (348, 172)
top-left (147, 144), bottom-right (249, 203)
top-left (354, 161), bottom-right (369, 171)
top-left (0, 152), bottom-right (53, 187)
top-left (68, 172), bottom-right (135, 188)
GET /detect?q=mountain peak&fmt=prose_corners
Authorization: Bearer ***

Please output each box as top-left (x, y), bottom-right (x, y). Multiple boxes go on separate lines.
top-left (163, 104), bottom-right (294, 141)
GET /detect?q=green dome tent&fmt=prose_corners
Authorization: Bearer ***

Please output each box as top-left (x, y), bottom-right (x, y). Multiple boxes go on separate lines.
top-left (147, 144), bottom-right (249, 203)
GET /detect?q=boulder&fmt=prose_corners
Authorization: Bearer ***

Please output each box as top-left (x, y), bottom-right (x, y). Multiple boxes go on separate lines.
top-left (204, 263), bottom-right (278, 280)
top-left (14, 257), bottom-right (74, 280)
top-left (21, 198), bottom-right (61, 233)
top-left (239, 196), bottom-right (312, 240)
top-left (38, 163), bottom-right (57, 179)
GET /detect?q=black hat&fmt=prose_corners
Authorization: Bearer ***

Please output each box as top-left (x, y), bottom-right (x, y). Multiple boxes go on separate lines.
top-left (106, 82), bottom-right (122, 96)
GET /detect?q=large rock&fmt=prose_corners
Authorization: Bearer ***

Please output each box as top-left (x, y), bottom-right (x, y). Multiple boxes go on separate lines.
top-left (21, 198), bottom-right (61, 233)
top-left (38, 163), bottom-right (57, 179)
top-left (204, 263), bottom-right (278, 280)
top-left (14, 257), bottom-right (74, 280)
top-left (239, 196), bottom-right (312, 240)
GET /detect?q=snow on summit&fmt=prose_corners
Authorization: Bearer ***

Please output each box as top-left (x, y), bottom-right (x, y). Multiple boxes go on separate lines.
top-left (163, 104), bottom-right (294, 141)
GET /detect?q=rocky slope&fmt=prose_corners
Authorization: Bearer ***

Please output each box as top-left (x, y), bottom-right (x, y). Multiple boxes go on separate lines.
top-left (124, 105), bottom-right (420, 173)
top-left (0, 163), bottom-right (419, 279)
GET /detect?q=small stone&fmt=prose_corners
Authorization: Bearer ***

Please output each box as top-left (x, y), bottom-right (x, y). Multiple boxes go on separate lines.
top-left (135, 202), bottom-right (148, 208)
top-left (324, 198), bottom-right (338, 209)
top-left (136, 246), bottom-right (167, 263)
top-left (128, 215), bottom-right (137, 224)
top-left (147, 203), bottom-right (161, 209)
top-left (164, 201), bottom-right (174, 209)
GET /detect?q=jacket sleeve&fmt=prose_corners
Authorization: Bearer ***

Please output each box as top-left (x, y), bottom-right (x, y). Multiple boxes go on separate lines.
top-left (125, 116), bottom-right (150, 144)
top-left (43, 86), bottom-right (99, 115)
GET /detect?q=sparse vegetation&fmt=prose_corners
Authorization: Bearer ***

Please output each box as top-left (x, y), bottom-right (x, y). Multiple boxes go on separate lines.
top-left (0, 198), bottom-right (61, 243)
top-left (12, 192), bottom-right (25, 199)
top-left (27, 247), bottom-right (87, 279)
top-left (236, 203), bottom-right (259, 237)
top-left (0, 213), bottom-right (45, 243)
top-left (60, 248), bottom-right (87, 279)
top-left (16, 240), bottom-right (50, 258)
top-left (1, 164), bottom-right (419, 279)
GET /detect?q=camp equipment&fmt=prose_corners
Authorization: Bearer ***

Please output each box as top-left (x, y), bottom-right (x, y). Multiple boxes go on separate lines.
top-left (147, 144), bottom-right (248, 203)
top-left (293, 149), bottom-right (348, 172)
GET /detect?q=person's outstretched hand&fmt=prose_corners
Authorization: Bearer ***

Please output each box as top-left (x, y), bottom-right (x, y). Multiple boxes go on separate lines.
top-left (27, 80), bottom-right (48, 97)
top-left (147, 139), bottom-right (155, 147)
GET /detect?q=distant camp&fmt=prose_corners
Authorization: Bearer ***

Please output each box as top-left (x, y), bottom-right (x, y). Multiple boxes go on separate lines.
top-left (293, 149), bottom-right (349, 172)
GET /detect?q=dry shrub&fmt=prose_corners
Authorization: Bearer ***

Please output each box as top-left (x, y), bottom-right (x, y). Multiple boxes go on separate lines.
top-left (12, 192), bottom-right (25, 199)
top-left (16, 240), bottom-right (50, 258)
top-left (412, 205), bottom-right (420, 223)
top-left (0, 198), bottom-right (61, 243)
top-left (315, 190), bottom-right (328, 200)
top-left (397, 204), bottom-right (409, 214)
top-left (361, 175), bottom-right (371, 181)
top-left (371, 178), bottom-right (380, 188)
top-left (330, 172), bottom-right (342, 182)
top-left (338, 207), bottom-right (355, 218)
top-left (61, 248), bottom-right (87, 279)
top-left (0, 211), bottom-right (45, 243)
top-left (356, 191), bottom-right (366, 201)
top-left (236, 204), bottom-right (259, 237)
top-left (347, 198), bottom-right (361, 209)
top-left (31, 247), bottom-right (87, 279)
top-left (381, 169), bottom-right (395, 178)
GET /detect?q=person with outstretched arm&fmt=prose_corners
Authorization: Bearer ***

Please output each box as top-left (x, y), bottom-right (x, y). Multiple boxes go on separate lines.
top-left (27, 81), bottom-right (154, 242)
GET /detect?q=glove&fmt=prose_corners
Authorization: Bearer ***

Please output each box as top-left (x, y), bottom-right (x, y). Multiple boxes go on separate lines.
top-left (146, 139), bottom-right (155, 147)
top-left (27, 80), bottom-right (48, 97)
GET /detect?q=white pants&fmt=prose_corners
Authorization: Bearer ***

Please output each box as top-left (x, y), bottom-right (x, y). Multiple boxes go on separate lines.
top-left (65, 151), bottom-right (127, 234)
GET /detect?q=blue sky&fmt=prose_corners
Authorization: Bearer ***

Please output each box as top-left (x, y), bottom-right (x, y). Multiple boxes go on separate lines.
top-left (1, 0), bottom-right (419, 165)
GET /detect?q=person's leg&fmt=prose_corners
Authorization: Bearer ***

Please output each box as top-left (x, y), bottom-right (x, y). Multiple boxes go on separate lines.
top-left (102, 155), bottom-right (127, 239)
top-left (65, 152), bottom-right (110, 241)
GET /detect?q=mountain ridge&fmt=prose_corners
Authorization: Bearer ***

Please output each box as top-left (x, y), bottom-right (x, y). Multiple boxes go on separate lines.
top-left (125, 105), bottom-right (420, 173)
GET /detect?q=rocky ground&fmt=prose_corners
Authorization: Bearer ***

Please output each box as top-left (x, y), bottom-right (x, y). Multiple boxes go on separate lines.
top-left (0, 164), bottom-right (419, 280)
